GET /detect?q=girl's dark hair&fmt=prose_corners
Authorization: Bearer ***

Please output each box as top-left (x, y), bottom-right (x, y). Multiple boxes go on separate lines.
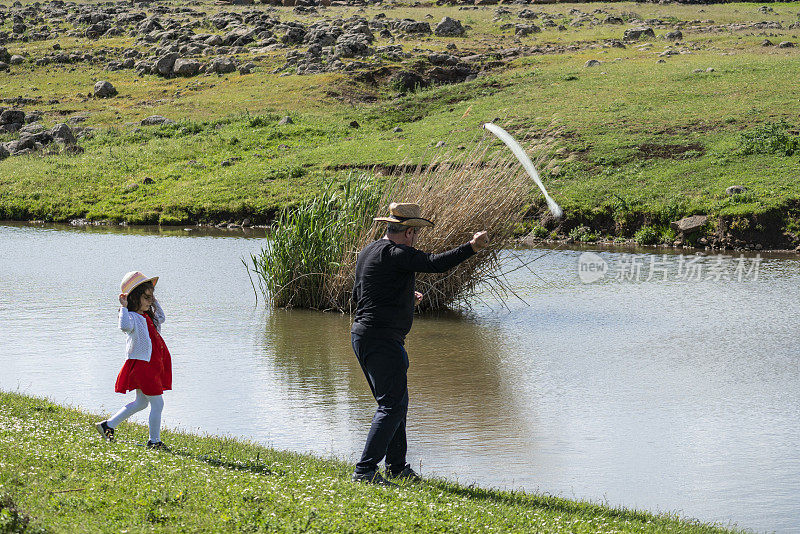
top-left (127, 281), bottom-right (155, 321)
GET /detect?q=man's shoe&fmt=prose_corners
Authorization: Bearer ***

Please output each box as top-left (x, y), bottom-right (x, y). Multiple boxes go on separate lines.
top-left (351, 470), bottom-right (396, 487)
top-left (94, 421), bottom-right (114, 442)
top-left (146, 440), bottom-right (170, 451)
top-left (387, 464), bottom-right (421, 482)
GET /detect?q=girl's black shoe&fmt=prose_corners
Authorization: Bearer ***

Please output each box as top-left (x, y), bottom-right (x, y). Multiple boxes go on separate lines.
top-left (94, 421), bottom-right (114, 442)
top-left (146, 440), bottom-right (170, 451)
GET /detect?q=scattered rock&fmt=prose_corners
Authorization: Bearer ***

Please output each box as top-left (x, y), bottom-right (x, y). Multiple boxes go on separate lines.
top-left (49, 123), bottom-right (76, 145)
top-left (762, 39), bottom-right (774, 46)
top-left (141, 115), bottom-right (173, 126)
top-left (207, 56), bottom-right (237, 74)
top-left (585, 59), bottom-right (601, 67)
top-left (9, 55), bottom-right (24, 65)
top-left (515, 24), bottom-right (540, 36)
top-left (155, 53), bottom-right (179, 77)
top-left (93, 80), bottom-right (117, 98)
top-left (623, 27), bottom-right (655, 41)
top-left (671, 214), bottom-right (708, 234)
top-left (349, 120), bottom-right (360, 128)
top-left (726, 185), bottom-right (747, 196)
top-left (0, 145), bottom-right (9, 160)
top-left (392, 126), bottom-right (403, 132)
top-left (173, 58), bottom-right (200, 77)
top-left (435, 17), bottom-right (465, 37)
top-left (665, 30), bottom-right (682, 41)
top-left (278, 116), bottom-right (293, 125)
top-left (778, 41), bottom-right (795, 48)
top-left (0, 109), bottom-right (25, 125)
top-left (142, 177), bottom-right (155, 184)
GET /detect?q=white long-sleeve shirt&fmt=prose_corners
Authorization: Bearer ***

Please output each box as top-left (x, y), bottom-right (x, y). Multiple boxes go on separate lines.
top-left (118, 300), bottom-right (165, 362)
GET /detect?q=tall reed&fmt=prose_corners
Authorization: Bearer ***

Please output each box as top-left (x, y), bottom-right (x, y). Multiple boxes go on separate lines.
top-left (251, 126), bottom-right (560, 311)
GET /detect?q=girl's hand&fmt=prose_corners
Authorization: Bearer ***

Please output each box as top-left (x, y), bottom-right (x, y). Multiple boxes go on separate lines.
top-left (119, 293), bottom-right (128, 307)
top-left (414, 291), bottom-right (423, 306)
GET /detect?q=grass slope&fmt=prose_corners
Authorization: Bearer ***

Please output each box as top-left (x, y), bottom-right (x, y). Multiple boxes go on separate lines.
top-left (0, 1), bottom-right (799, 242)
top-left (0, 391), bottom-right (741, 533)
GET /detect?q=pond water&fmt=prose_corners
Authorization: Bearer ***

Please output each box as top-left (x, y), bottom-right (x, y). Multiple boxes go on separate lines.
top-left (1, 222), bottom-right (798, 533)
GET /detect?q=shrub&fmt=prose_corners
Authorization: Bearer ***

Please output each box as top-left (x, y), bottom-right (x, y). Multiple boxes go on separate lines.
top-left (251, 127), bottom-right (555, 311)
top-left (737, 120), bottom-right (799, 156)
top-left (569, 225), bottom-right (598, 242)
top-left (634, 225), bottom-right (660, 246)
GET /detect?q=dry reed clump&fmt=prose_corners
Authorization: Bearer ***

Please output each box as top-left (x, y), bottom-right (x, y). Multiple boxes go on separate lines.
top-left (252, 126), bottom-right (561, 312)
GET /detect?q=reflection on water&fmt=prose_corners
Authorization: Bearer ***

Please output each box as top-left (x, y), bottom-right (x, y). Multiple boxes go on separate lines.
top-left (1, 222), bottom-right (799, 533)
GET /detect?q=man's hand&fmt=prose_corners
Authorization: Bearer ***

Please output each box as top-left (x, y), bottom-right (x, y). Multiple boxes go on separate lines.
top-left (470, 231), bottom-right (489, 252)
top-left (414, 291), bottom-right (423, 306)
top-left (119, 293), bottom-right (128, 308)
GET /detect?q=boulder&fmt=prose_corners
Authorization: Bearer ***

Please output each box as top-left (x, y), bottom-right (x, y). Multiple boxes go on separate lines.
top-left (603, 16), bottom-right (623, 24)
top-left (584, 59), bottom-right (601, 67)
top-left (0, 47), bottom-right (10, 63)
top-left (435, 17), bottom-right (465, 37)
top-left (207, 56), bottom-right (236, 74)
top-left (515, 24), bottom-right (540, 36)
top-left (173, 58), bottom-right (200, 77)
top-left (665, 30), bottom-right (682, 41)
top-left (0, 144), bottom-right (9, 160)
top-left (50, 123), bottom-right (76, 145)
top-left (670, 215), bottom-right (707, 234)
top-left (0, 109), bottom-right (25, 125)
top-left (9, 55), bottom-right (24, 65)
top-left (154, 52), bottom-right (179, 77)
top-left (725, 185), bottom-right (747, 196)
top-left (141, 115), bottom-right (173, 126)
top-left (623, 27), bottom-right (655, 40)
top-left (93, 80), bottom-right (117, 98)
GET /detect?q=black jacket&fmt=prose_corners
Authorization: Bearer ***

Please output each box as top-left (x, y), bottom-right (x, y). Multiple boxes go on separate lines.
top-left (351, 238), bottom-right (476, 342)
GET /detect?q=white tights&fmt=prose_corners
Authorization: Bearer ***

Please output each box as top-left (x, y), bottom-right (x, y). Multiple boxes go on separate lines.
top-left (107, 389), bottom-right (164, 443)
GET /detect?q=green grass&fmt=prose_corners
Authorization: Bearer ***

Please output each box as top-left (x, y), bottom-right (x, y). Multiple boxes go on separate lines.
top-left (0, 391), bottom-right (742, 533)
top-left (0, 1), bottom-right (799, 242)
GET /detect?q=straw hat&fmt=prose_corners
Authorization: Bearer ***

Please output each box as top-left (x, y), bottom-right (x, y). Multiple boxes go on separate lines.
top-left (373, 202), bottom-right (434, 228)
top-left (120, 271), bottom-right (158, 296)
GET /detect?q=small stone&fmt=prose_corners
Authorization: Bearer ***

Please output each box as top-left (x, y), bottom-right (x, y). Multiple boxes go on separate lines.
top-left (670, 214), bottom-right (708, 234)
top-left (278, 116), bottom-right (293, 125)
top-left (762, 39), bottom-right (774, 46)
top-left (9, 55), bottom-right (24, 65)
top-left (726, 185), bottom-right (747, 195)
top-left (93, 80), bottom-right (117, 98)
top-left (141, 115), bottom-right (172, 126)
top-left (779, 41), bottom-right (795, 48)
top-left (124, 182), bottom-right (140, 192)
top-left (50, 123), bottom-right (76, 145)
top-left (435, 141), bottom-right (446, 147)
top-left (392, 126), bottom-right (403, 132)
top-left (435, 16), bottom-right (465, 37)
top-left (143, 177), bottom-right (155, 184)
top-left (665, 30), bottom-right (683, 41)
top-left (706, 67), bottom-right (715, 72)
top-left (349, 120), bottom-right (360, 128)
top-left (585, 59), bottom-right (601, 67)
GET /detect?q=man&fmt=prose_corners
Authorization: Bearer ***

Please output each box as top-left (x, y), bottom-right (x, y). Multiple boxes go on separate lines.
top-left (350, 202), bottom-right (489, 485)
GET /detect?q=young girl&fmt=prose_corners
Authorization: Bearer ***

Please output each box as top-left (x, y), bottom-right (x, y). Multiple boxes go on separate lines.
top-left (95, 271), bottom-right (172, 450)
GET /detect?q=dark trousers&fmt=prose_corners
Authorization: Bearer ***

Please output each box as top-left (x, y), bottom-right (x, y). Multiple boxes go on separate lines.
top-left (352, 333), bottom-right (409, 475)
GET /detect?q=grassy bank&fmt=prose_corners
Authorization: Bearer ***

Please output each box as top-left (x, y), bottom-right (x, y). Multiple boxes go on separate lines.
top-left (0, 391), bottom-right (740, 533)
top-left (1, 1), bottom-right (799, 247)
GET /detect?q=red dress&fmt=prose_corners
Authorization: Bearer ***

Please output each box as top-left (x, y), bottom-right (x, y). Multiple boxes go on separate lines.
top-left (115, 313), bottom-right (172, 395)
